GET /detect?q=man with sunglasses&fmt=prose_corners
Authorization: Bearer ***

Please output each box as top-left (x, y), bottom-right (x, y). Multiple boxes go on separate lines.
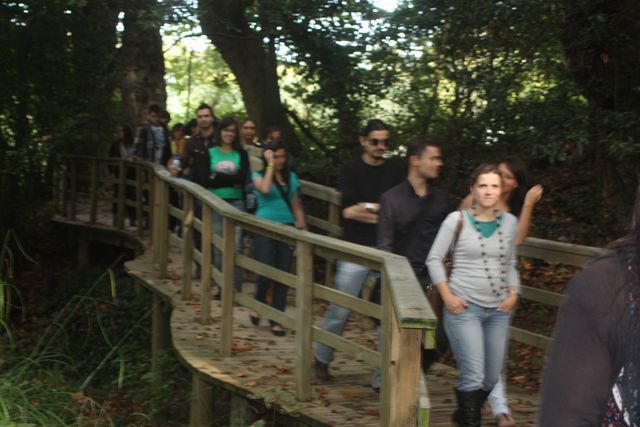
top-left (314, 119), bottom-right (404, 390)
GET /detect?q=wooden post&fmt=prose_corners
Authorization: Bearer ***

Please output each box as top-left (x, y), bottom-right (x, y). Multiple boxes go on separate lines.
top-left (149, 171), bottom-right (157, 246)
top-left (157, 180), bottom-right (169, 278)
top-left (181, 192), bottom-right (194, 300)
top-left (295, 240), bottom-right (313, 401)
top-left (151, 175), bottom-right (161, 264)
top-left (325, 203), bottom-right (340, 286)
top-left (151, 293), bottom-right (171, 425)
top-left (89, 159), bottom-right (98, 224)
top-left (136, 164), bottom-right (144, 236)
top-left (230, 394), bottom-right (258, 426)
top-left (220, 216), bottom-right (236, 356)
top-left (61, 159), bottom-right (69, 217)
top-left (380, 270), bottom-right (422, 426)
top-left (189, 373), bottom-right (214, 427)
top-left (77, 230), bottom-right (89, 269)
top-left (70, 159), bottom-right (77, 220)
top-left (200, 205), bottom-right (213, 324)
top-left (116, 159), bottom-right (126, 229)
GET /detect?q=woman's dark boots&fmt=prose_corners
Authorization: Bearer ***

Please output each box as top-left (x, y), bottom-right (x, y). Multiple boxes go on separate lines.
top-left (452, 388), bottom-right (490, 427)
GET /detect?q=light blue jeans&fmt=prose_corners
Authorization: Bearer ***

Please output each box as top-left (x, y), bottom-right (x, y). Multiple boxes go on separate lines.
top-left (314, 260), bottom-right (381, 387)
top-left (213, 198), bottom-right (245, 292)
top-left (443, 302), bottom-right (510, 392)
top-left (489, 375), bottom-right (510, 415)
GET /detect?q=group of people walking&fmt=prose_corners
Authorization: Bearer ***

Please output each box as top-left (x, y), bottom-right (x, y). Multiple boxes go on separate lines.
top-left (310, 119), bottom-right (543, 426)
top-left (113, 105), bottom-right (640, 426)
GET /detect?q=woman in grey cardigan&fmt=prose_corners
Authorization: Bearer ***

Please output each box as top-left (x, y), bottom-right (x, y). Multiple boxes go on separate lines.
top-left (426, 164), bottom-right (520, 427)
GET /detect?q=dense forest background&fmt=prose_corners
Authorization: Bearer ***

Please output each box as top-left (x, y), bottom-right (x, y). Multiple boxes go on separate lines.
top-left (2, 0), bottom-right (639, 243)
top-left (0, 1), bottom-right (639, 424)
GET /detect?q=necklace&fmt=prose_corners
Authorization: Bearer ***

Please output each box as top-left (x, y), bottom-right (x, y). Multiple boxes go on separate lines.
top-left (469, 207), bottom-right (507, 297)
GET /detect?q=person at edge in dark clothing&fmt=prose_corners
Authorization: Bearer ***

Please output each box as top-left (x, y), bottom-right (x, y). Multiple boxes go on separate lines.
top-left (376, 135), bottom-right (449, 372)
top-left (313, 119), bottom-right (405, 391)
top-left (132, 104), bottom-right (171, 165)
top-left (539, 187), bottom-right (640, 426)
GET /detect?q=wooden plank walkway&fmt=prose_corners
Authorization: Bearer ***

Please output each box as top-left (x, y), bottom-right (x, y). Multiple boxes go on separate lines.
top-left (56, 202), bottom-right (539, 426)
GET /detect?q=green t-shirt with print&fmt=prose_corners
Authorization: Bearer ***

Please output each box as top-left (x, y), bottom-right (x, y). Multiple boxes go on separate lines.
top-left (209, 147), bottom-right (242, 200)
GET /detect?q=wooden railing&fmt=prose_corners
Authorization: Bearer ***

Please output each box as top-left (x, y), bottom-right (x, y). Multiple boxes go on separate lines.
top-left (54, 156), bottom-right (436, 426)
top-left (283, 171), bottom-right (605, 351)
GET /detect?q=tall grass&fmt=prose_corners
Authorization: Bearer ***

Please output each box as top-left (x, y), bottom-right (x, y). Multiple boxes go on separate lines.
top-left (0, 230), bottom-right (147, 426)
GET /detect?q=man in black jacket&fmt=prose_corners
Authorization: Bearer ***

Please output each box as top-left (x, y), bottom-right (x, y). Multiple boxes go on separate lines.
top-left (182, 103), bottom-right (217, 186)
top-left (377, 135), bottom-right (449, 372)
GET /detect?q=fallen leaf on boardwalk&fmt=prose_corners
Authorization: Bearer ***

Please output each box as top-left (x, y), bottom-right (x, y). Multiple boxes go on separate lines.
top-left (232, 342), bottom-right (255, 353)
top-left (244, 380), bottom-right (258, 387)
top-left (237, 373), bottom-right (247, 378)
top-left (311, 379), bottom-right (321, 385)
top-left (340, 390), bottom-right (354, 399)
top-left (195, 335), bottom-right (205, 341)
top-left (365, 409), bottom-right (380, 417)
top-left (318, 388), bottom-right (329, 396)
top-left (274, 364), bottom-right (290, 374)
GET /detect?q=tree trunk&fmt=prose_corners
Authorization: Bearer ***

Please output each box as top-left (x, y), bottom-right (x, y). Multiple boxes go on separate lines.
top-left (70, 1), bottom-right (120, 155)
top-left (120, 0), bottom-right (167, 129)
top-left (561, 0), bottom-right (640, 214)
top-left (198, 0), bottom-right (300, 150)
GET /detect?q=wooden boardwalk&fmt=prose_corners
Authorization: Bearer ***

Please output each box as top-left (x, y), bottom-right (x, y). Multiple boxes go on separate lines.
top-left (56, 202), bottom-right (539, 426)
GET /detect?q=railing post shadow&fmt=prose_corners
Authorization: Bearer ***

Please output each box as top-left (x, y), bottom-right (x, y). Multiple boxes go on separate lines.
top-left (295, 239), bottom-right (313, 401)
top-left (380, 270), bottom-right (422, 426)
top-left (220, 216), bottom-right (236, 356)
top-left (181, 192), bottom-right (194, 300)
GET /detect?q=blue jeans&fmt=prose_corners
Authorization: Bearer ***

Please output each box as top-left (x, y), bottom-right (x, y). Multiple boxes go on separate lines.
top-left (213, 198), bottom-right (245, 292)
top-left (254, 233), bottom-right (294, 327)
top-left (443, 302), bottom-right (510, 392)
top-left (314, 261), bottom-right (380, 387)
top-left (488, 374), bottom-right (510, 415)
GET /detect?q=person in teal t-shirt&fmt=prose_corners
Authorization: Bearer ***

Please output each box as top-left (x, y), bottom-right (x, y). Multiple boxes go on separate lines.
top-left (248, 140), bottom-right (307, 337)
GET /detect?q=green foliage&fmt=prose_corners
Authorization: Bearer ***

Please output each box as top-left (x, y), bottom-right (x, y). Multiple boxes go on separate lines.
top-left (164, 41), bottom-right (245, 122)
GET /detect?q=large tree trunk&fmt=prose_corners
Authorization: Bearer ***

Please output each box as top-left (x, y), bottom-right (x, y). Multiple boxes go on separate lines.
top-left (198, 1), bottom-right (300, 150)
top-left (120, 0), bottom-right (167, 129)
top-left (70, 1), bottom-right (120, 155)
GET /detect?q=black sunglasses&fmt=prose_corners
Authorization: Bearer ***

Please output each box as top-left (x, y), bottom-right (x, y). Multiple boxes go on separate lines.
top-left (368, 138), bottom-right (391, 147)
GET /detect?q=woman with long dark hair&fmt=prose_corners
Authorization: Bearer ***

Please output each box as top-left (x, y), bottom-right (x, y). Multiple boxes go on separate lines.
top-left (428, 164), bottom-right (520, 426)
top-left (248, 140), bottom-right (307, 336)
top-left (539, 188), bottom-right (640, 425)
top-left (208, 116), bottom-right (250, 293)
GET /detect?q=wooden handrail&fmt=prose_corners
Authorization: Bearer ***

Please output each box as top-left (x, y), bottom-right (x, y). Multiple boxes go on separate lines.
top-left (57, 155), bottom-right (605, 422)
top-left (56, 155), bottom-right (434, 426)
